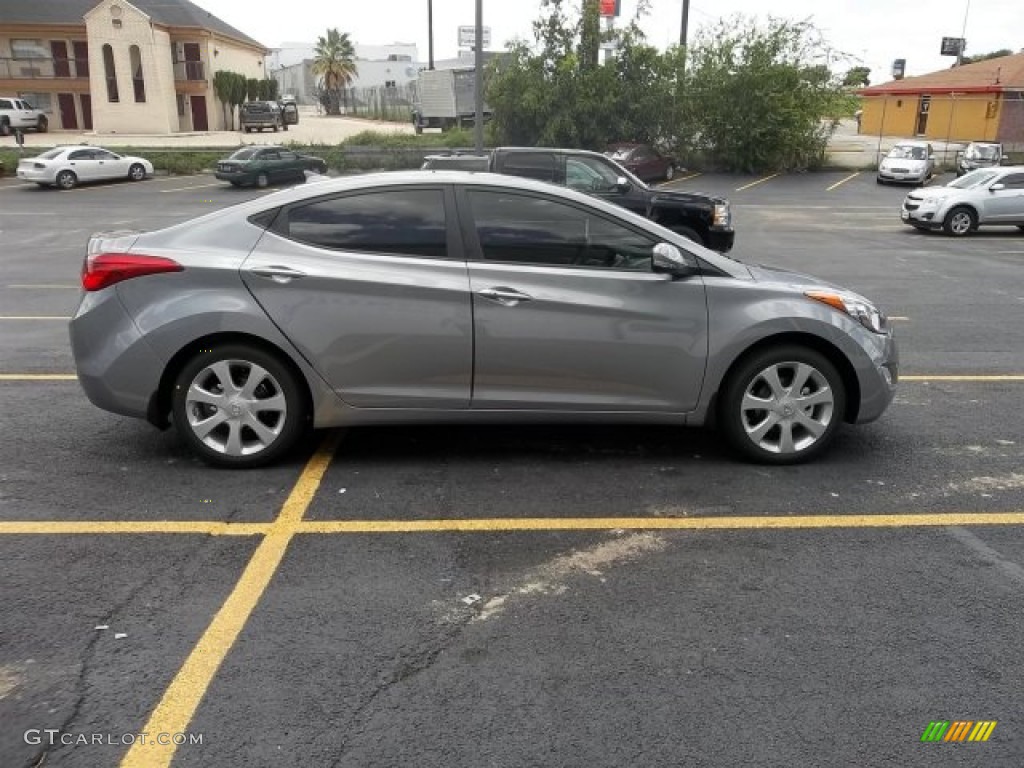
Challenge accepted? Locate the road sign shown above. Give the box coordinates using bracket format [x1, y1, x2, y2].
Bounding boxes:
[892, 59, 906, 79]
[458, 26, 491, 48]
[940, 37, 964, 57]
[599, 0, 621, 17]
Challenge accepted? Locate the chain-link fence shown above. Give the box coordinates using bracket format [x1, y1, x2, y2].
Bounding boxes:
[326, 84, 415, 123]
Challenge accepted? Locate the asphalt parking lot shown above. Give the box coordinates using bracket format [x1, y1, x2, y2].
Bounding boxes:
[2, 169, 1023, 767]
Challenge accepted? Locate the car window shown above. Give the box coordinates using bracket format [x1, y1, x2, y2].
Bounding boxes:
[39, 149, 63, 160]
[888, 145, 927, 160]
[68, 149, 95, 160]
[998, 173, 1024, 190]
[0, 99, 13, 109]
[230, 148, 259, 161]
[565, 157, 621, 192]
[94, 150, 119, 160]
[279, 151, 298, 161]
[286, 189, 448, 258]
[467, 189, 654, 271]
[21, 100, 34, 110]
[965, 144, 999, 160]
[262, 150, 281, 160]
[499, 152, 558, 182]
[948, 170, 999, 189]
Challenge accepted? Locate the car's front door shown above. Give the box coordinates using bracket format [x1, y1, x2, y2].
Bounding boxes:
[91, 149, 129, 180]
[241, 186, 473, 408]
[67, 148, 100, 181]
[565, 155, 649, 216]
[458, 187, 708, 412]
[984, 172, 1024, 223]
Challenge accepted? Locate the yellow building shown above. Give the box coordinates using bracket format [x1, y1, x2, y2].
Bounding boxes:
[0, 0, 268, 133]
[859, 53, 1024, 148]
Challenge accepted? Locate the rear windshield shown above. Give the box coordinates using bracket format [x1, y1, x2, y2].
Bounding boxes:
[229, 148, 260, 160]
[38, 148, 64, 160]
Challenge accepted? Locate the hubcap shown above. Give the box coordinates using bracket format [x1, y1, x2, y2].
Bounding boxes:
[185, 360, 287, 457]
[951, 212, 971, 234]
[740, 362, 834, 455]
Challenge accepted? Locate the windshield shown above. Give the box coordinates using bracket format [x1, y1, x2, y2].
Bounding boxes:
[229, 148, 260, 161]
[947, 169, 998, 189]
[610, 148, 635, 161]
[887, 145, 928, 161]
[965, 144, 999, 160]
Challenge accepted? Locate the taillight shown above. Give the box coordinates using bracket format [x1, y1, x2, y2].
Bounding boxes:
[81, 253, 183, 291]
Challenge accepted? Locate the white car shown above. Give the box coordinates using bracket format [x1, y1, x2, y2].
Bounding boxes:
[0, 96, 48, 135]
[16, 146, 153, 190]
[901, 166, 1024, 236]
[877, 140, 935, 185]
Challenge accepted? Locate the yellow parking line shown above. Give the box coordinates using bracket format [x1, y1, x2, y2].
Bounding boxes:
[0, 374, 77, 381]
[901, 375, 1024, 382]
[826, 172, 860, 191]
[0, 316, 71, 320]
[0, 521, 269, 536]
[296, 512, 1024, 534]
[120, 431, 342, 768]
[159, 182, 222, 193]
[888, 316, 909, 321]
[669, 172, 702, 184]
[735, 173, 780, 191]
[5, 284, 78, 289]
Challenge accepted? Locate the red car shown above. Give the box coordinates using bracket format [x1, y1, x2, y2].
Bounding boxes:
[607, 143, 678, 182]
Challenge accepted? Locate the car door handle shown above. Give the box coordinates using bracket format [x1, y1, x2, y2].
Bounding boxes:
[477, 287, 533, 306]
[248, 265, 306, 283]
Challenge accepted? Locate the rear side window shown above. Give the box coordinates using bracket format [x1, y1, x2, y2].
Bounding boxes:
[0, 99, 13, 110]
[498, 152, 558, 182]
[1000, 173, 1024, 190]
[285, 189, 448, 258]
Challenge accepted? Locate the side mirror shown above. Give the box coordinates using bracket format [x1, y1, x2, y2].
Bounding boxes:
[990, 183, 1005, 192]
[652, 242, 697, 277]
[614, 176, 631, 193]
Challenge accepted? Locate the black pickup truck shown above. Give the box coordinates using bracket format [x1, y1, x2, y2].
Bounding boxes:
[422, 147, 734, 253]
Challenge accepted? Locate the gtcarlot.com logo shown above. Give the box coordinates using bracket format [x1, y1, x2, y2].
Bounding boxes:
[920, 720, 997, 743]
[24, 730, 203, 747]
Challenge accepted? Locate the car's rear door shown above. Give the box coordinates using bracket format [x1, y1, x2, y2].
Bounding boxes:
[457, 185, 708, 412]
[241, 185, 473, 408]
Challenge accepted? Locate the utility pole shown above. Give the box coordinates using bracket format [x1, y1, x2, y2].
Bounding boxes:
[956, 0, 970, 66]
[679, 0, 690, 47]
[474, 0, 483, 151]
[427, 0, 434, 69]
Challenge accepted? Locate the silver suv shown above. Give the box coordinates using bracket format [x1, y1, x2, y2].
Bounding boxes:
[901, 166, 1024, 236]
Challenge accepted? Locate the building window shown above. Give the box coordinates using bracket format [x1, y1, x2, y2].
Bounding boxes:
[11, 39, 49, 59]
[129, 45, 145, 102]
[102, 44, 119, 102]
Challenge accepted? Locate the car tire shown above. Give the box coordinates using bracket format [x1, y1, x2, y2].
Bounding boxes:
[0, 119, 10, 136]
[943, 206, 976, 237]
[229, 181, 242, 187]
[255, 172, 269, 188]
[128, 163, 146, 181]
[719, 345, 846, 465]
[664, 164, 675, 181]
[171, 344, 306, 469]
[672, 226, 704, 247]
[875, 177, 884, 185]
[56, 170, 77, 190]
[36, 115, 48, 133]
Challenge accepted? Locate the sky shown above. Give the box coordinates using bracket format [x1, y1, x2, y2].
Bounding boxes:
[197, 0, 1023, 83]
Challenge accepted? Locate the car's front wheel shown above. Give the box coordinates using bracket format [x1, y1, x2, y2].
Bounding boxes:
[719, 346, 846, 464]
[56, 170, 77, 190]
[128, 163, 146, 181]
[664, 164, 675, 181]
[171, 345, 306, 468]
[255, 172, 269, 188]
[943, 206, 976, 237]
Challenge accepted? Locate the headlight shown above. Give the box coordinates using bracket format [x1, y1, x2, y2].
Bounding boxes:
[713, 203, 731, 227]
[920, 196, 944, 208]
[805, 290, 889, 335]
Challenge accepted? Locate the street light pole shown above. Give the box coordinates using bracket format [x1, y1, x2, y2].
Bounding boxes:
[428, 0, 434, 70]
[679, 0, 690, 47]
[474, 0, 483, 151]
[956, 0, 970, 66]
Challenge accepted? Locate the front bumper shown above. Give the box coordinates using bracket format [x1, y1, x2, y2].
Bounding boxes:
[214, 168, 255, 184]
[854, 327, 899, 424]
[706, 227, 735, 254]
[900, 201, 945, 229]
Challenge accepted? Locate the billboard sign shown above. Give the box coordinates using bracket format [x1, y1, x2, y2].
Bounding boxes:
[940, 37, 964, 57]
[458, 26, 492, 48]
[892, 59, 906, 79]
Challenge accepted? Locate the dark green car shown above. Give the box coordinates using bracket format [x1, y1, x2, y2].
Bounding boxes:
[215, 146, 328, 188]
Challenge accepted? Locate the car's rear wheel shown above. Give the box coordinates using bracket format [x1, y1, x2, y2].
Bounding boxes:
[719, 346, 846, 464]
[664, 164, 675, 181]
[56, 170, 77, 190]
[943, 206, 976, 236]
[128, 163, 146, 181]
[171, 345, 306, 468]
[0, 119, 10, 136]
[36, 115, 48, 132]
[256, 172, 269, 188]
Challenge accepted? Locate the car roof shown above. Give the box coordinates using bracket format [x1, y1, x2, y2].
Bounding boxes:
[893, 140, 930, 147]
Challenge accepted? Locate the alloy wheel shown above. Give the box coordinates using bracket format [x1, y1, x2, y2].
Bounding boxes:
[739, 361, 835, 455]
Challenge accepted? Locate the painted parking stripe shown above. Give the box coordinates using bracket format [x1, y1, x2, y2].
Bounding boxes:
[0, 521, 269, 535]
[119, 431, 342, 768]
[0, 374, 77, 380]
[735, 173, 780, 191]
[0, 316, 71, 320]
[900, 375, 1024, 382]
[159, 182, 223, 193]
[826, 172, 860, 191]
[5, 284, 78, 289]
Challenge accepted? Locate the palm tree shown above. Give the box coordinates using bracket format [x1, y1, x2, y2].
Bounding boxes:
[311, 29, 358, 116]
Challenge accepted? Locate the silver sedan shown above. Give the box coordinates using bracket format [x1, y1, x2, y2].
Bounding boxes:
[16, 145, 153, 189]
[901, 166, 1024, 236]
[70, 172, 898, 467]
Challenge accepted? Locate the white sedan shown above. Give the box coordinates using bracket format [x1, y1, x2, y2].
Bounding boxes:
[16, 145, 153, 190]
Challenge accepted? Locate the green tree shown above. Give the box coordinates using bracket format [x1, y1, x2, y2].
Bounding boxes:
[245, 78, 261, 101]
[212, 70, 236, 129]
[956, 48, 1013, 66]
[257, 78, 279, 101]
[312, 28, 358, 115]
[842, 66, 871, 86]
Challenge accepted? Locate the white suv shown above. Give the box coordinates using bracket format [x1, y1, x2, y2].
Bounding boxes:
[0, 96, 49, 135]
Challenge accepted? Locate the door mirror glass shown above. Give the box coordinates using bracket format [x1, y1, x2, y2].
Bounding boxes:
[652, 242, 695, 276]
[615, 176, 631, 192]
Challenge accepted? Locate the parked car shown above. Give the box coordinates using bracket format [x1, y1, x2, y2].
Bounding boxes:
[877, 141, 935, 185]
[956, 141, 1005, 176]
[215, 146, 327, 188]
[239, 100, 284, 132]
[0, 96, 48, 135]
[900, 166, 1024, 236]
[278, 96, 299, 126]
[607, 143, 678, 182]
[16, 145, 152, 189]
[422, 147, 734, 252]
[70, 171, 897, 468]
